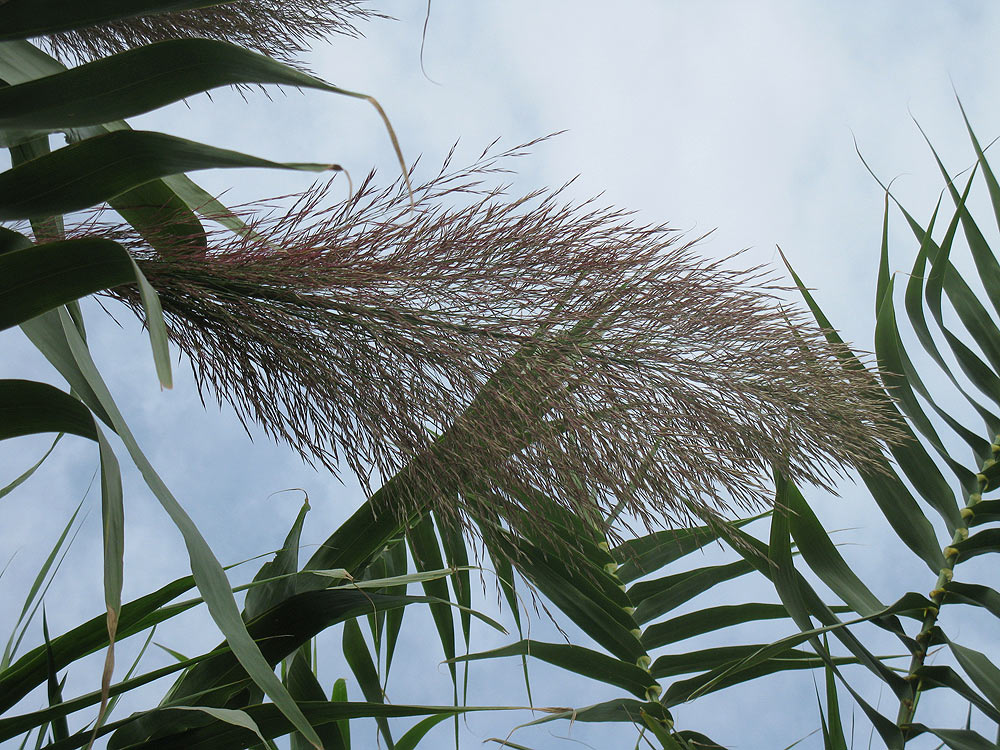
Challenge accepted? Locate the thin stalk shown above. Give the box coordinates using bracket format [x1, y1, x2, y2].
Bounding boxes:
[895, 435, 996, 737]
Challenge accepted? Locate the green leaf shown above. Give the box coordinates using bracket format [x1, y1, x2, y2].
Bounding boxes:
[967, 499, 1000, 526]
[642, 602, 834, 650]
[0, 432, 62, 501]
[913, 665, 1000, 724]
[0, 626, 222, 742]
[614, 513, 766, 584]
[437, 515, 472, 666]
[381, 539, 408, 683]
[780, 252, 948, 572]
[763, 480, 905, 748]
[951, 529, 1000, 561]
[0, 226, 33, 254]
[7, 134, 66, 242]
[331, 678, 350, 750]
[166, 706, 268, 747]
[49, 307, 323, 748]
[921, 173, 1000, 412]
[396, 714, 451, 750]
[874, 278, 965, 532]
[504, 537, 644, 663]
[342, 619, 393, 749]
[629, 560, 755, 624]
[41, 613, 68, 742]
[0, 129, 337, 221]
[917, 115, 1000, 322]
[514, 698, 671, 728]
[783, 479, 885, 617]
[899, 198, 998, 455]
[449, 639, 655, 699]
[2, 240, 171, 388]
[89, 702, 504, 750]
[244, 497, 310, 622]
[0, 239, 135, 332]
[660, 651, 863, 709]
[946, 639, 1000, 715]
[652, 643, 820, 678]
[0, 575, 196, 715]
[0, 39, 358, 134]
[0, 1, 250, 41]
[907, 726, 999, 750]
[157, 590, 430, 715]
[406, 515, 457, 692]
[822, 652, 847, 750]
[942, 581, 1000, 619]
[0, 379, 97, 441]
[284, 646, 345, 750]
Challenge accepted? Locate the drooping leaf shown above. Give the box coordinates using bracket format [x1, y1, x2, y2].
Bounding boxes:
[0, 574, 196, 715]
[629, 560, 756, 624]
[342, 619, 393, 749]
[642, 602, 833, 650]
[0, 129, 337, 221]
[0, 39, 359, 135]
[0, 1, 244, 40]
[614, 513, 766, 584]
[449, 639, 655, 699]
[783, 479, 885, 617]
[47, 307, 323, 748]
[781, 253, 948, 573]
[942, 581, 1000, 619]
[906, 725, 999, 750]
[913, 665, 1000, 724]
[244, 496, 310, 622]
[951, 529, 1000, 561]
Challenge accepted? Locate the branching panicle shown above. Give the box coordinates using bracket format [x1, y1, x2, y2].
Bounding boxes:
[88, 141, 901, 546]
[40, 1, 383, 64]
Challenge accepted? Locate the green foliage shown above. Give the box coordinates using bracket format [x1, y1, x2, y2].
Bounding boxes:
[2, 4, 999, 750]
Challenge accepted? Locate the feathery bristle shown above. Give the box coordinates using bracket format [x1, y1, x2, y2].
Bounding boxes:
[39, 1, 383, 64]
[91, 140, 902, 545]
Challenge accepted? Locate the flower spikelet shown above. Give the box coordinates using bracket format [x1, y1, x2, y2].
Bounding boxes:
[98, 140, 902, 543]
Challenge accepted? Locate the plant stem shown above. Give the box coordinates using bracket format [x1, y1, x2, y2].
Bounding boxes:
[895, 436, 997, 737]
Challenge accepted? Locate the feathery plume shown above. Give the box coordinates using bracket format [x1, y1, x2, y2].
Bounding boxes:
[39, 1, 383, 64]
[90, 140, 900, 543]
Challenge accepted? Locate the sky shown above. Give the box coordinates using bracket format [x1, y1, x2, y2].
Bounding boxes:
[3, 2, 1000, 748]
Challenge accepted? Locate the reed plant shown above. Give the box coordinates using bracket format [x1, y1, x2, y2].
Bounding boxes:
[1, 2, 996, 748]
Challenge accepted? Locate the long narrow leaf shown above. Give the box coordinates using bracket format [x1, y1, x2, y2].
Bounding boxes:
[0, 39, 359, 134]
[449, 640, 655, 699]
[0, 129, 337, 221]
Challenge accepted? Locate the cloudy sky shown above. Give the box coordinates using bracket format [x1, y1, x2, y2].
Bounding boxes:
[4, 2, 1000, 748]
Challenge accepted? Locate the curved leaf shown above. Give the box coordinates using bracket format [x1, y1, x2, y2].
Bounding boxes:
[907, 725, 999, 750]
[943, 581, 1000, 619]
[783, 479, 885, 617]
[0, 239, 133, 332]
[629, 560, 755, 625]
[0, 1, 236, 41]
[0, 575, 196, 716]
[0, 39, 356, 134]
[913, 665, 1000, 724]
[0, 129, 336, 221]
[652, 644, 819, 679]
[951, 529, 1000, 561]
[450, 639, 655, 699]
[614, 513, 765, 584]
[0, 379, 96, 441]
[642, 603, 823, 650]
[343, 618, 393, 749]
